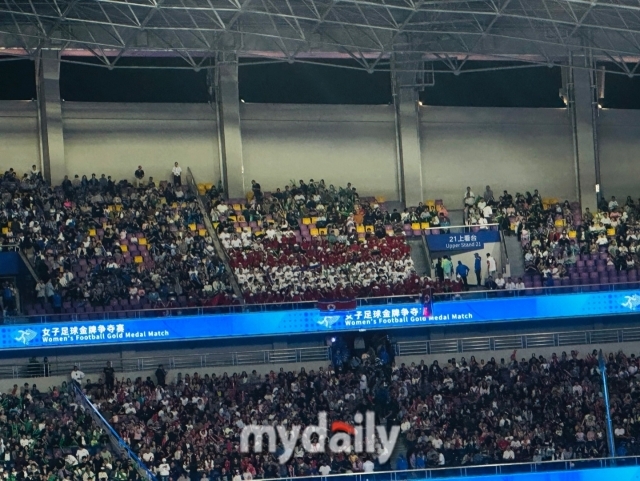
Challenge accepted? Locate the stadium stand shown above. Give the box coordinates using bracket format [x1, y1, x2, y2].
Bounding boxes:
[0, 381, 131, 481]
[462, 187, 640, 291]
[82, 346, 640, 479]
[206, 180, 450, 304]
[0, 168, 237, 319]
[3, 167, 639, 315]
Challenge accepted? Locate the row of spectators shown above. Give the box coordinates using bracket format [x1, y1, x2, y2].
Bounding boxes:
[77, 346, 640, 480]
[0, 167, 237, 316]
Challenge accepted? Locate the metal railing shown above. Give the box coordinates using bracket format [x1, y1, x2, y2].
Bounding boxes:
[73, 384, 156, 481]
[499, 228, 510, 274]
[185, 167, 245, 305]
[272, 456, 640, 481]
[9, 294, 423, 325]
[4, 324, 639, 380]
[396, 325, 640, 356]
[11, 276, 640, 326]
[432, 278, 640, 301]
[423, 223, 500, 233]
[4, 345, 331, 379]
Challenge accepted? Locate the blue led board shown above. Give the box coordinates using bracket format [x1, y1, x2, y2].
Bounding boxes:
[426, 230, 501, 251]
[4, 289, 640, 350]
[408, 466, 640, 481]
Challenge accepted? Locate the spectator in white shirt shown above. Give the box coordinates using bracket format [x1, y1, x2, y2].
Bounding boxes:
[503, 448, 515, 460]
[142, 450, 154, 463]
[157, 459, 171, 481]
[172, 162, 182, 187]
[463, 187, 476, 208]
[495, 274, 506, 289]
[505, 277, 516, 291]
[486, 254, 497, 277]
[482, 204, 493, 219]
[76, 447, 90, 462]
[363, 458, 375, 472]
[516, 278, 526, 290]
[71, 366, 85, 385]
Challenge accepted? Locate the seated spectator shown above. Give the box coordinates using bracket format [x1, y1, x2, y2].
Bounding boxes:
[484, 276, 498, 290]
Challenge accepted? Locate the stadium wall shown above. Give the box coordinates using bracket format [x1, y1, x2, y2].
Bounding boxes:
[61, 103, 221, 186]
[0, 101, 635, 207]
[0, 101, 40, 174]
[240, 103, 400, 201]
[420, 107, 577, 207]
[598, 109, 640, 201]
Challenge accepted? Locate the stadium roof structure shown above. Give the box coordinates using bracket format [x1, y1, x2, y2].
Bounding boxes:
[1, 0, 640, 83]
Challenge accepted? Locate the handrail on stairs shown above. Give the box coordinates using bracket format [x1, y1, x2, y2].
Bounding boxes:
[186, 168, 245, 306]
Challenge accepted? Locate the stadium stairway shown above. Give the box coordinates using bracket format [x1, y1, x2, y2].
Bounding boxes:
[504, 234, 525, 279]
[447, 209, 465, 227]
[186, 168, 245, 305]
[389, 433, 409, 469]
[408, 238, 430, 276]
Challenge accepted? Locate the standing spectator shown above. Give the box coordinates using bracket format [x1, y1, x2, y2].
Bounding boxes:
[609, 196, 619, 211]
[474, 253, 482, 286]
[44, 279, 55, 303]
[52, 291, 62, 314]
[103, 361, 115, 392]
[442, 256, 453, 280]
[43, 356, 50, 377]
[463, 187, 475, 209]
[156, 364, 167, 387]
[2, 283, 15, 315]
[30, 164, 40, 179]
[134, 165, 145, 188]
[158, 459, 171, 481]
[172, 162, 182, 186]
[486, 253, 497, 278]
[456, 260, 470, 290]
[35, 279, 45, 302]
[435, 259, 444, 282]
[71, 365, 85, 385]
[483, 185, 495, 204]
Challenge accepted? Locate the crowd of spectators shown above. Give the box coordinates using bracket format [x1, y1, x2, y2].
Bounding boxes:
[0, 166, 237, 318]
[5, 160, 640, 313]
[208, 180, 433, 304]
[0, 381, 137, 481]
[76, 345, 640, 480]
[461, 185, 640, 289]
[517, 195, 640, 283]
